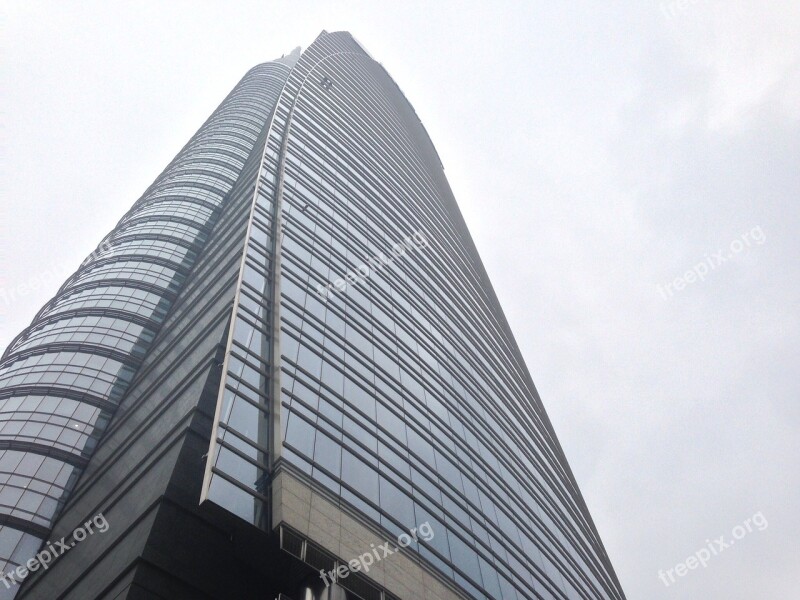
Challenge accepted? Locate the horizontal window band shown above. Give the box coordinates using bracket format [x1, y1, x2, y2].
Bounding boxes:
[222, 384, 270, 416]
[208, 466, 270, 503]
[1, 342, 143, 371]
[0, 386, 116, 413]
[0, 513, 50, 539]
[222, 373, 269, 405]
[0, 439, 89, 468]
[215, 432, 269, 469]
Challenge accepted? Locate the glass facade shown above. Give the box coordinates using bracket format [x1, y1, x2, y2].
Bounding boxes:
[203, 31, 625, 600]
[0, 60, 292, 588]
[2, 30, 623, 600]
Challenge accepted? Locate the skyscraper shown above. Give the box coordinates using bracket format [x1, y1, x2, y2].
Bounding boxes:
[1, 31, 625, 600]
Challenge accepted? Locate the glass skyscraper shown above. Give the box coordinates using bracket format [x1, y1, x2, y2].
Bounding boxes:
[0, 31, 625, 600]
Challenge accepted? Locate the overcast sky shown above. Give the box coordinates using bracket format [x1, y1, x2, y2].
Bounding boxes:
[1, 2, 798, 598]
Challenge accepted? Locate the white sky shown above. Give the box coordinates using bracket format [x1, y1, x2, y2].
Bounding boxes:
[1, 2, 798, 598]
